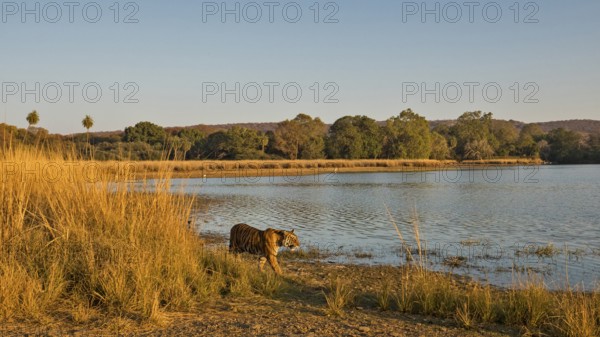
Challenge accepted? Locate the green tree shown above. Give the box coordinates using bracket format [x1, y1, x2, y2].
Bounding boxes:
[224, 126, 264, 159]
[520, 123, 545, 139]
[201, 127, 265, 160]
[357, 116, 384, 159]
[491, 120, 519, 156]
[327, 116, 383, 159]
[123, 122, 167, 146]
[587, 133, 600, 163]
[124, 141, 162, 160]
[178, 128, 205, 143]
[543, 128, 584, 163]
[177, 128, 205, 159]
[450, 111, 497, 160]
[382, 109, 431, 159]
[264, 130, 285, 157]
[516, 123, 545, 157]
[327, 116, 362, 159]
[430, 132, 450, 160]
[431, 123, 451, 137]
[166, 136, 184, 160]
[463, 139, 495, 160]
[432, 123, 457, 157]
[202, 131, 229, 159]
[274, 114, 326, 159]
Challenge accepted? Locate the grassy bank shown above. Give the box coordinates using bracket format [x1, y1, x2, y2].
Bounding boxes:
[364, 266, 598, 336]
[282, 244, 600, 336]
[0, 147, 274, 324]
[98, 158, 544, 179]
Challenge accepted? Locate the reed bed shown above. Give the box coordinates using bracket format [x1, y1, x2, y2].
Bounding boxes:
[95, 158, 542, 179]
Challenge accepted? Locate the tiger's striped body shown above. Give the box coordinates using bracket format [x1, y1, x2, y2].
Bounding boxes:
[229, 223, 300, 275]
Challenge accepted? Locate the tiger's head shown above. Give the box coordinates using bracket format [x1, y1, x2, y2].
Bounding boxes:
[281, 229, 300, 252]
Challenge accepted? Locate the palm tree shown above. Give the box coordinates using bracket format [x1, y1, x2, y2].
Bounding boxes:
[82, 115, 94, 139]
[82, 115, 94, 157]
[25, 110, 40, 143]
[26, 110, 39, 129]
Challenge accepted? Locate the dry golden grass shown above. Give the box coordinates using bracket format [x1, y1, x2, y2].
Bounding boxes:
[0, 146, 270, 324]
[372, 264, 600, 336]
[461, 158, 545, 165]
[323, 277, 354, 317]
[91, 158, 544, 179]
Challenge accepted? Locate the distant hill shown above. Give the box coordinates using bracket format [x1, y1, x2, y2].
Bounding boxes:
[428, 119, 600, 135]
[170, 119, 600, 136]
[169, 122, 279, 135]
[535, 120, 600, 134]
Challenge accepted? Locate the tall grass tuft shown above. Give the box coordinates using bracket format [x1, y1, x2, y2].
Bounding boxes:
[376, 279, 393, 311]
[505, 277, 552, 331]
[554, 292, 599, 337]
[323, 277, 354, 316]
[455, 301, 475, 329]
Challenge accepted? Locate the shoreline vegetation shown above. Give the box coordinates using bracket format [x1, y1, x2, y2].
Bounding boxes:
[5, 111, 600, 166]
[1, 147, 598, 336]
[101, 158, 545, 179]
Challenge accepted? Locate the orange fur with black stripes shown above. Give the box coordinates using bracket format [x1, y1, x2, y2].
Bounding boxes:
[229, 223, 300, 275]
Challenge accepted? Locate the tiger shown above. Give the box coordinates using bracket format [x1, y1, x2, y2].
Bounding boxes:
[229, 223, 300, 275]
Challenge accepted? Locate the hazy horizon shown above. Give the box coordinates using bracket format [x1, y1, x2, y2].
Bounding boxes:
[2, 0, 599, 134]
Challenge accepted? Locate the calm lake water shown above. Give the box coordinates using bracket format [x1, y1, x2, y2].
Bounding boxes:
[173, 165, 600, 290]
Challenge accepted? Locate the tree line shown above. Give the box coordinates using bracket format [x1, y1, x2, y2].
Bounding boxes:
[3, 110, 600, 164]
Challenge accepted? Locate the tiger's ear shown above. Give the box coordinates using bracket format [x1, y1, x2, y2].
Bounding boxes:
[290, 229, 295, 234]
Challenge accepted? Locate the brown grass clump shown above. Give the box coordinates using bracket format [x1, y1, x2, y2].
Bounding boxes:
[323, 277, 354, 316]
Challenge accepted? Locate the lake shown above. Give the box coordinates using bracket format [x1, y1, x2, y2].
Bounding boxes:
[172, 164, 600, 290]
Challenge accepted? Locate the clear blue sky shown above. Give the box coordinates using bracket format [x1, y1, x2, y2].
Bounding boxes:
[1, 0, 599, 134]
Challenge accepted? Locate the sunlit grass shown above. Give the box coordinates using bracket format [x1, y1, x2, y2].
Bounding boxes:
[323, 277, 354, 317]
[0, 145, 268, 324]
[93, 158, 542, 179]
[374, 208, 600, 336]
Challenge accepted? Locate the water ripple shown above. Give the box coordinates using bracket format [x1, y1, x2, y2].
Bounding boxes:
[184, 166, 600, 290]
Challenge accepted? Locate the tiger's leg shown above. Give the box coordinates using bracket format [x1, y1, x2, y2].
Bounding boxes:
[259, 256, 267, 272]
[266, 254, 282, 275]
[228, 236, 235, 252]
